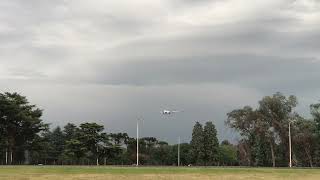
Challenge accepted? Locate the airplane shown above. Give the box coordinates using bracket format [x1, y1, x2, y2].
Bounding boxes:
[161, 109, 181, 115]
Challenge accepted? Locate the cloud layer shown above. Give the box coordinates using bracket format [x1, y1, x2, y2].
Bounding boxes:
[0, 0, 319, 142]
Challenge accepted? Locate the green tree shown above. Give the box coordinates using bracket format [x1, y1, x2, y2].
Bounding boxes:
[46, 127, 65, 164]
[203, 121, 219, 165]
[64, 139, 87, 164]
[226, 106, 258, 166]
[63, 123, 78, 141]
[190, 122, 205, 165]
[258, 92, 298, 167]
[227, 92, 298, 167]
[78, 122, 104, 165]
[178, 143, 192, 166]
[293, 118, 316, 167]
[0, 92, 47, 165]
[219, 140, 237, 166]
[102, 133, 129, 165]
[151, 141, 171, 165]
[311, 103, 320, 166]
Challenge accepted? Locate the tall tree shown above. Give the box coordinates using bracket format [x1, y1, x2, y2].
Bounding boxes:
[64, 139, 87, 164]
[78, 122, 104, 164]
[227, 93, 298, 167]
[47, 127, 65, 164]
[258, 92, 297, 167]
[203, 121, 219, 165]
[226, 106, 258, 166]
[0, 92, 46, 165]
[310, 103, 320, 166]
[63, 123, 78, 141]
[293, 118, 316, 167]
[190, 122, 205, 165]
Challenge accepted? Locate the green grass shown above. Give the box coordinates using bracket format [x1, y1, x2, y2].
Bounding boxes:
[0, 166, 320, 180]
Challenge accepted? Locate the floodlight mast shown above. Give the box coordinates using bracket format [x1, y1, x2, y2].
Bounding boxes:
[289, 121, 292, 168]
[289, 114, 296, 168]
[5, 151, 7, 165]
[162, 109, 182, 166]
[137, 120, 139, 166]
[178, 136, 180, 166]
[136, 117, 142, 166]
[96, 145, 99, 166]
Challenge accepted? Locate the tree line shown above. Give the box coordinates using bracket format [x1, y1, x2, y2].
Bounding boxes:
[227, 92, 320, 167]
[0, 92, 235, 166]
[0, 92, 319, 167]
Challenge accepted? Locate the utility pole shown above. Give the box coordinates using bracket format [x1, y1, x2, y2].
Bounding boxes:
[136, 120, 139, 166]
[289, 121, 292, 168]
[96, 145, 99, 166]
[5, 150, 7, 165]
[288, 115, 297, 168]
[161, 110, 183, 167]
[178, 136, 180, 166]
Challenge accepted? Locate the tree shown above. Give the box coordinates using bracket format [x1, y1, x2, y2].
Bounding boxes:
[141, 137, 158, 165]
[0, 121, 6, 164]
[293, 118, 316, 167]
[226, 106, 258, 166]
[310, 103, 320, 166]
[46, 127, 65, 164]
[219, 140, 238, 166]
[61, 123, 82, 164]
[203, 121, 219, 165]
[78, 122, 104, 165]
[64, 139, 87, 164]
[0, 92, 47, 165]
[179, 143, 192, 166]
[102, 133, 129, 165]
[190, 122, 205, 165]
[226, 92, 298, 167]
[63, 123, 78, 141]
[258, 92, 297, 167]
[310, 103, 320, 125]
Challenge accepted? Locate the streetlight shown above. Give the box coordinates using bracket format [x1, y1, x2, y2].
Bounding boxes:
[288, 115, 296, 168]
[136, 117, 143, 166]
[161, 110, 182, 166]
[178, 136, 180, 167]
[96, 144, 99, 166]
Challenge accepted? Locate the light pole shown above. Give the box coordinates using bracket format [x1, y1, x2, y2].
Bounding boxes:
[96, 145, 99, 166]
[5, 150, 7, 165]
[161, 110, 182, 166]
[136, 120, 139, 166]
[178, 136, 180, 166]
[288, 117, 296, 168]
[289, 120, 293, 168]
[136, 117, 143, 166]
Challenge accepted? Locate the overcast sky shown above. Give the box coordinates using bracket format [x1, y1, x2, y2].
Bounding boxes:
[0, 0, 319, 143]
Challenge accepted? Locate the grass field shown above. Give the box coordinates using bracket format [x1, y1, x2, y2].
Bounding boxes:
[0, 166, 320, 180]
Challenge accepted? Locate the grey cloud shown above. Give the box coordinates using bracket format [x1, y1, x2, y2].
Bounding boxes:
[94, 55, 320, 91]
[106, 21, 320, 63]
[7, 68, 47, 79]
[0, 0, 319, 143]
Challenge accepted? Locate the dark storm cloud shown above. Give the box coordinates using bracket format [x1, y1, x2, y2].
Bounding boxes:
[95, 55, 320, 92]
[0, 0, 319, 142]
